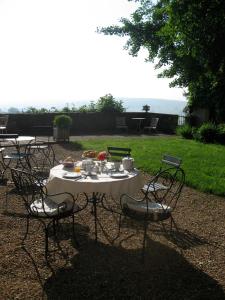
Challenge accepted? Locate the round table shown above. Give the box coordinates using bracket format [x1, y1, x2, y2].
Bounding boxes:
[47, 162, 141, 203]
[47, 162, 142, 240]
[131, 118, 146, 132]
[5, 136, 35, 144]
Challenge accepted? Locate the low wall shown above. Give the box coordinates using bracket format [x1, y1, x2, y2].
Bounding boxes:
[0, 112, 178, 135]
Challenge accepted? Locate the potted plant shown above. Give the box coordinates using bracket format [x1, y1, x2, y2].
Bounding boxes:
[53, 114, 72, 142]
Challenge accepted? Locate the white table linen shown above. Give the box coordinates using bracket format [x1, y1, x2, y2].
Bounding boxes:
[47, 163, 142, 204]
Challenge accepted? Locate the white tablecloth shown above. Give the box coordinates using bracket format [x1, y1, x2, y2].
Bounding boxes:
[47, 163, 142, 203]
[6, 136, 35, 144]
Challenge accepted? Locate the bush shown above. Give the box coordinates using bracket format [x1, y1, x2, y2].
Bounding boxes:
[216, 124, 225, 144]
[53, 115, 72, 129]
[196, 122, 218, 143]
[176, 125, 194, 139]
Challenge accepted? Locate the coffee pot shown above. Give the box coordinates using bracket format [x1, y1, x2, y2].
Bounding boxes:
[122, 157, 134, 171]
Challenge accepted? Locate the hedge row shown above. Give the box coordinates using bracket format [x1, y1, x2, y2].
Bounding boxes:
[177, 123, 225, 144]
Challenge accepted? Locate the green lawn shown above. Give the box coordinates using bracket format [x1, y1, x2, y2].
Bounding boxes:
[73, 136, 225, 196]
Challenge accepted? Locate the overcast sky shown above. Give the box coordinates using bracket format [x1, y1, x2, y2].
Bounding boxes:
[0, 0, 186, 110]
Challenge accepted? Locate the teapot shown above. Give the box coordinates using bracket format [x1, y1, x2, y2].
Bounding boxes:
[122, 157, 134, 171]
[82, 159, 94, 172]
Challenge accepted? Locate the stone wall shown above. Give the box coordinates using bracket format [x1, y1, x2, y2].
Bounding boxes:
[0, 112, 178, 135]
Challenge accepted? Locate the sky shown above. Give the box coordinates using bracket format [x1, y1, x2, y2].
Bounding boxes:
[0, 0, 186, 111]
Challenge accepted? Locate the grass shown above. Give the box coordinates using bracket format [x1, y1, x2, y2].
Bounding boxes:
[73, 136, 225, 196]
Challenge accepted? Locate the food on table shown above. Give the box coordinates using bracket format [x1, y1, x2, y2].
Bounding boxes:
[82, 150, 98, 158]
[63, 156, 75, 163]
[97, 151, 107, 161]
[62, 156, 76, 167]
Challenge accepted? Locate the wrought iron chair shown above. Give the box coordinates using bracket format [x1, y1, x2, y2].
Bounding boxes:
[25, 141, 58, 180]
[11, 168, 84, 259]
[107, 146, 131, 160]
[120, 167, 185, 260]
[0, 135, 33, 171]
[115, 117, 128, 132]
[0, 115, 9, 133]
[142, 154, 182, 198]
[143, 117, 159, 133]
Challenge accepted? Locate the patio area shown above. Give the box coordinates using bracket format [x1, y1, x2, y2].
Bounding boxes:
[0, 142, 225, 299]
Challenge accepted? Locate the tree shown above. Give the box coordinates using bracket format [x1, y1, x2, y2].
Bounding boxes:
[25, 106, 39, 113]
[99, 0, 225, 122]
[95, 94, 125, 113]
[8, 107, 20, 113]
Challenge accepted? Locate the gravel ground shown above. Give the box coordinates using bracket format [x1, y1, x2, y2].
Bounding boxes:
[0, 143, 225, 299]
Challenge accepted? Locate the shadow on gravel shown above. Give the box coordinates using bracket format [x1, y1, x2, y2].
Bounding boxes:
[44, 235, 225, 300]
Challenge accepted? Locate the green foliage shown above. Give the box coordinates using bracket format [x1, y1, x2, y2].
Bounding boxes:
[176, 125, 193, 139]
[25, 106, 40, 113]
[216, 124, 225, 145]
[76, 136, 225, 196]
[99, 0, 225, 122]
[95, 94, 125, 113]
[78, 101, 97, 113]
[196, 123, 218, 143]
[53, 114, 72, 129]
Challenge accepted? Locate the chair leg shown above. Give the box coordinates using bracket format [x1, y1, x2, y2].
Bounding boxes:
[141, 220, 148, 262]
[72, 214, 80, 248]
[22, 216, 30, 244]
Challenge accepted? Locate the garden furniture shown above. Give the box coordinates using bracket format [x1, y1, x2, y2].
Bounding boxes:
[46, 160, 141, 241]
[120, 166, 185, 261]
[143, 117, 159, 133]
[10, 168, 86, 260]
[131, 117, 146, 132]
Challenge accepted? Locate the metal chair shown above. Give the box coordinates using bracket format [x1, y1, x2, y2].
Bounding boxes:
[143, 117, 159, 133]
[25, 141, 58, 180]
[0, 115, 9, 133]
[107, 146, 131, 160]
[11, 168, 84, 260]
[142, 154, 182, 197]
[115, 117, 128, 132]
[0, 138, 33, 171]
[120, 167, 185, 260]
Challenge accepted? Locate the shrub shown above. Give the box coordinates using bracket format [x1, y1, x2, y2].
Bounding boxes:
[53, 114, 72, 129]
[216, 124, 225, 144]
[176, 125, 194, 139]
[196, 122, 218, 143]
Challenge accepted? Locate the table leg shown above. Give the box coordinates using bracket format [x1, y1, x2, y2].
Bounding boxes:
[84, 192, 106, 242]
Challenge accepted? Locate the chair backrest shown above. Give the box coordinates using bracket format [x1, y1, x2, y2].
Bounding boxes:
[161, 154, 182, 168]
[25, 141, 57, 178]
[145, 167, 185, 210]
[116, 117, 127, 127]
[107, 146, 131, 159]
[0, 115, 8, 127]
[11, 167, 45, 206]
[149, 117, 159, 129]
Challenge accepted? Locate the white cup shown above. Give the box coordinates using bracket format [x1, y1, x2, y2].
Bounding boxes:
[114, 161, 121, 171]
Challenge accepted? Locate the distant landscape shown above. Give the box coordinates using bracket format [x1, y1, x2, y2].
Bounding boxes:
[120, 97, 186, 115]
[0, 97, 187, 116]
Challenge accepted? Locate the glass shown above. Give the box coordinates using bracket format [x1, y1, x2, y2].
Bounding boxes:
[74, 165, 81, 172]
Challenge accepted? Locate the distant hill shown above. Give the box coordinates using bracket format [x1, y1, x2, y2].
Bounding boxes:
[119, 97, 187, 115]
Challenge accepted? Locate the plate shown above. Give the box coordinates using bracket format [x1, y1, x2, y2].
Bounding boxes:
[110, 173, 129, 179]
[63, 173, 81, 179]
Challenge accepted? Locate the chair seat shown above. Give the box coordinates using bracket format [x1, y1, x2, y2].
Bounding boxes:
[4, 153, 28, 160]
[122, 196, 172, 221]
[30, 145, 48, 149]
[142, 182, 169, 193]
[30, 198, 80, 217]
